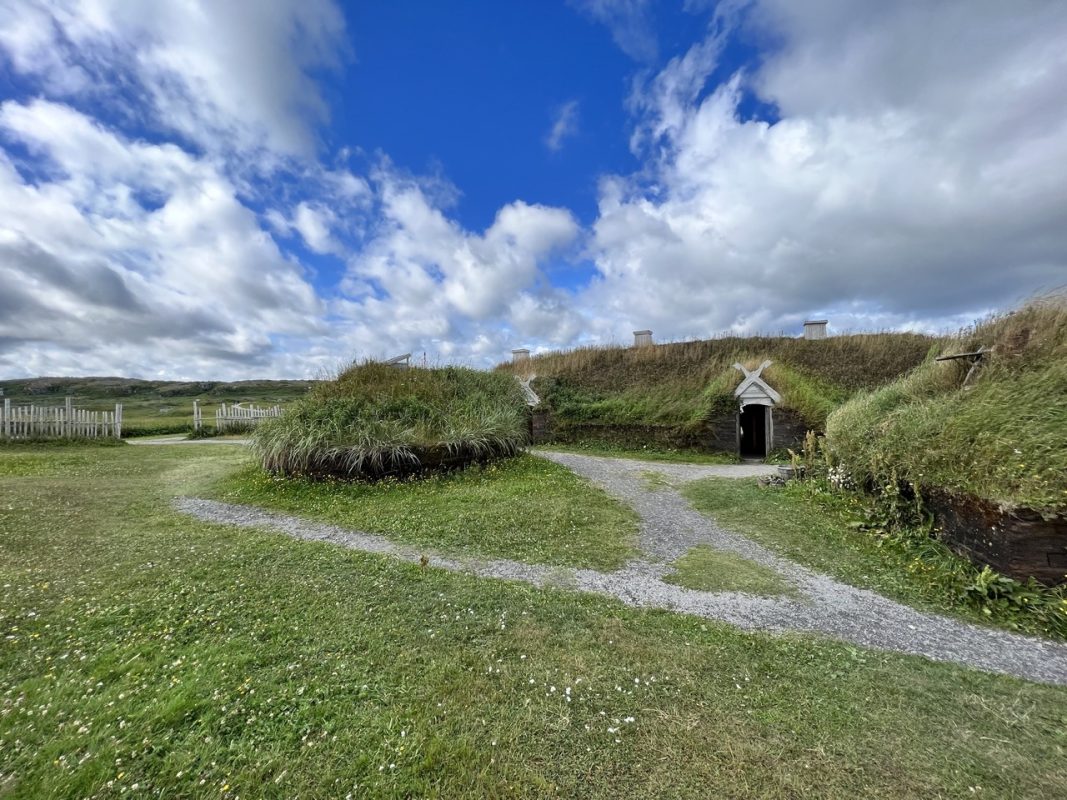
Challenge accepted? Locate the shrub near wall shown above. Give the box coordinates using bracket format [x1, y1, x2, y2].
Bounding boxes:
[253, 363, 528, 480]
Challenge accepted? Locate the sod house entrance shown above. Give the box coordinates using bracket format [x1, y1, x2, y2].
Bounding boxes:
[739, 404, 769, 457]
[733, 361, 781, 459]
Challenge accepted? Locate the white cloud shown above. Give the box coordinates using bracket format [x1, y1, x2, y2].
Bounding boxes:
[626, 33, 722, 155]
[569, 0, 657, 62]
[0, 0, 91, 94]
[546, 100, 580, 152]
[0, 99, 325, 378]
[3, 0, 1067, 380]
[0, 0, 348, 159]
[292, 202, 343, 256]
[334, 168, 581, 359]
[507, 291, 586, 345]
[579, 0, 1067, 342]
[361, 174, 578, 319]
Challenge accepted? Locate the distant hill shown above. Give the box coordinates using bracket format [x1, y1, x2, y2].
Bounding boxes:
[0, 376, 317, 398]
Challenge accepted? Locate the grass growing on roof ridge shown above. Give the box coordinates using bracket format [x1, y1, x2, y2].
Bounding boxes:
[826, 294, 1067, 512]
[253, 361, 529, 479]
[500, 332, 935, 440]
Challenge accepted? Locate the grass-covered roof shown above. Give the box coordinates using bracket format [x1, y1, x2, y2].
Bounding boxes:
[253, 362, 528, 479]
[500, 332, 935, 433]
[827, 296, 1067, 512]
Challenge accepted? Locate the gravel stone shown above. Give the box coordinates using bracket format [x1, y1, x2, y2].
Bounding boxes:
[174, 451, 1067, 686]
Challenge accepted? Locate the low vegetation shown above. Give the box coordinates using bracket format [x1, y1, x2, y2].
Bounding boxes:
[501, 332, 934, 446]
[252, 363, 528, 479]
[0, 436, 127, 449]
[2, 444, 1067, 797]
[827, 295, 1067, 513]
[536, 440, 737, 464]
[683, 476, 1067, 639]
[212, 454, 639, 571]
[663, 546, 797, 597]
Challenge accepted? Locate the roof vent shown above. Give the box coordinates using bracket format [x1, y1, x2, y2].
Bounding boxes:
[633, 330, 653, 347]
[803, 320, 828, 340]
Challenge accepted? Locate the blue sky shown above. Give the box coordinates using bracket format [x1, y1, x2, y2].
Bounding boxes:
[1, 1, 1065, 379]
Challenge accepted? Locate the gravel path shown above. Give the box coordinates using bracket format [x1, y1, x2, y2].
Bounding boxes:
[174, 452, 1067, 686]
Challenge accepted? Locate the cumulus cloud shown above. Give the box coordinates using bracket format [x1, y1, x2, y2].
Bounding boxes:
[2, 0, 1066, 379]
[0, 1, 362, 379]
[291, 202, 343, 256]
[333, 168, 581, 359]
[0, 0, 91, 94]
[0, 0, 348, 158]
[0, 99, 324, 378]
[579, 0, 1067, 342]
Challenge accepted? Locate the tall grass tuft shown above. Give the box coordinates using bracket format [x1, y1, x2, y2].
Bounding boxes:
[826, 294, 1067, 512]
[252, 362, 528, 479]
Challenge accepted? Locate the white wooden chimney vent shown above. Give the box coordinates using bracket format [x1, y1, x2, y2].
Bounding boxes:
[803, 320, 828, 340]
[633, 330, 653, 347]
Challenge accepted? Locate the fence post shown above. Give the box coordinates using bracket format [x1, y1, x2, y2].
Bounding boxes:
[2, 398, 8, 439]
[115, 404, 123, 439]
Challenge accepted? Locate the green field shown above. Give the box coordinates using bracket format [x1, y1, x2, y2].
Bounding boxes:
[212, 454, 639, 571]
[2, 442, 1066, 798]
[0, 377, 315, 437]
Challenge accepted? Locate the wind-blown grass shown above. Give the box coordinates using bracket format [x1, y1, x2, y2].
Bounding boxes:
[253, 362, 528, 479]
[826, 295, 1067, 512]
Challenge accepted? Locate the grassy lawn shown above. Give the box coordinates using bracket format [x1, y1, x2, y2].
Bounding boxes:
[535, 442, 737, 465]
[681, 478, 1067, 637]
[663, 546, 798, 598]
[2, 445, 1066, 798]
[210, 453, 640, 571]
[683, 479, 924, 596]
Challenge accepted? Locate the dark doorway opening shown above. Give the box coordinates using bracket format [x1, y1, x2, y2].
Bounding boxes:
[739, 404, 768, 458]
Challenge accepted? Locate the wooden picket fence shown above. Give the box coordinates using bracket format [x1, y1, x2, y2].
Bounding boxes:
[194, 400, 281, 433]
[1, 397, 123, 440]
